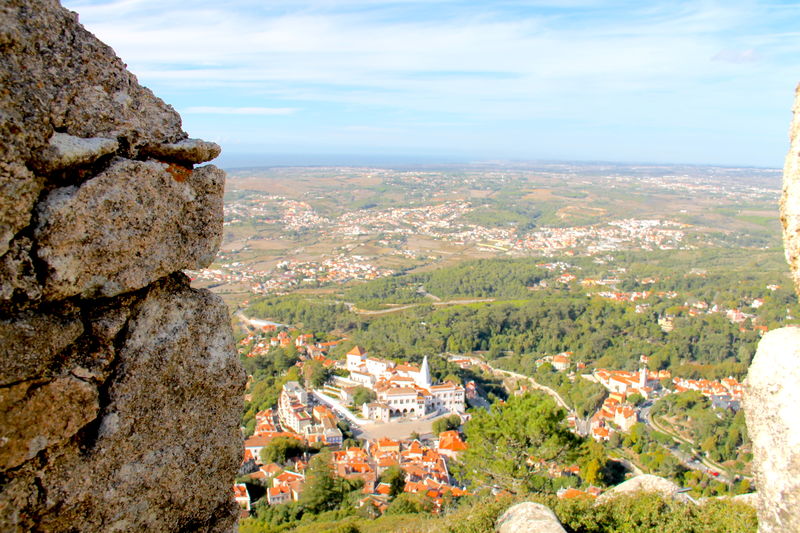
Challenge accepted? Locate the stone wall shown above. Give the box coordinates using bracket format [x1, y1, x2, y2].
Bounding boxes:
[743, 83, 800, 533]
[0, 1, 244, 531]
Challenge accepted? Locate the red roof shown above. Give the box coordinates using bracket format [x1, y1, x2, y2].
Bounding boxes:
[347, 346, 367, 356]
[559, 488, 596, 500]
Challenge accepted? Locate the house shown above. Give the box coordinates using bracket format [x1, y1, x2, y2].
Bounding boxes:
[557, 487, 596, 500]
[592, 426, 611, 442]
[357, 494, 389, 514]
[243, 435, 273, 464]
[428, 381, 466, 414]
[277, 381, 312, 434]
[233, 483, 251, 511]
[380, 386, 426, 417]
[266, 485, 292, 506]
[437, 430, 467, 458]
[552, 352, 571, 371]
[362, 401, 391, 422]
[348, 352, 465, 419]
[613, 405, 637, 432]
[376, 437, 401, 454]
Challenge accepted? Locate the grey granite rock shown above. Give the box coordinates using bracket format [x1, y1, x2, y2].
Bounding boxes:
[0, 304, 83, 386]
[496, 502, 567, 533]
[781, 84, 800, 295]
[140, 138, 222, 165]
[0, 162, 43, 257]
[32, 132, 119, 174]
[35, 159, 224, 300]
[595, 474, 686, 504]
[0, 1, 242, 531]
[744, 327, 800, 533]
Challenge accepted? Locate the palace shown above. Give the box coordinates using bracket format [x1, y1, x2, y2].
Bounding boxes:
[342, 346, 465, 420]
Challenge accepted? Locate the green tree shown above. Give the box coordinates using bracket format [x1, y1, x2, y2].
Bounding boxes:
[627, 393, 645, 406]
[381, 465, 406, 498]
[301, 449, 338, 514]
[260, 436, 305, 465]
[352, 386, 377, 406]
[385, 493, 434, 515]
[304, 359, 329, 388]
[432, 414, 462, 435]
[443, 373, 462, 385]
[456, 392, 582, 493]
[582, 458, 601, 486]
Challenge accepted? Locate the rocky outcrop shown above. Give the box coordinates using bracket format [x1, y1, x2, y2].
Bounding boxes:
[0, 1, 244, 531]
[595, 474, 686, 504]
[743, 83, 800, 533]
[495, 502, 567, 533]
[744, 328, 800, 533]
[781, 84, 800, 292]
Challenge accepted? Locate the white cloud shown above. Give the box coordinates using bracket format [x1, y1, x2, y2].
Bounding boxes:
[712, 49, 761, 64]
[183, 106, 299, 115]
[63, 0, 800, 166]
[67, 1, 795, 100]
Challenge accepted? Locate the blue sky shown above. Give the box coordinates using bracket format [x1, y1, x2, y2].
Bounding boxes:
[64, 0, 800, 168]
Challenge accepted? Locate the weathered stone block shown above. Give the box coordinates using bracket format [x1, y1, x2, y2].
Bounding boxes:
[0, 304, 83, 386]
[744, 327, 800, 533]
[781, 84, 800, 295]
[496, 502, 566, 533]
[35, 159, 224, 300]
[0, 162, 43, 257]
[141, 138, 222, 165]
[32, 132, 119, 175]
[0, 276, 244, 532]
[0, 376, 98, 470]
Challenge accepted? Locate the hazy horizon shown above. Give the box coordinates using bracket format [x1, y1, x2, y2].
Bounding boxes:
[215, 151, 784, 172]
[65, 0, 800, 168]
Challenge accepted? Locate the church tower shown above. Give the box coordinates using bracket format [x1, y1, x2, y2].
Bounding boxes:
[638, 354, 648, 389]
[419, 355, 432, 388]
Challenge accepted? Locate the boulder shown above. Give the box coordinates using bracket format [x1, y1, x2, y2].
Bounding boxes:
[595, 474, 684, 504]
[496, 502, 567, 533]
[744, 327, 800, 533]
[782, 84, 800, 294]
[35, 159, 224, 300]
[0, 1, 243, 531]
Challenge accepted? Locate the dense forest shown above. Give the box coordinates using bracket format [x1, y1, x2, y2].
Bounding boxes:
[246, 252, 798, 380]
[239, 389, 757, 533]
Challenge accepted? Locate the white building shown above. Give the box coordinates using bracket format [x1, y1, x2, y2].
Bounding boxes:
[278, 381, 312, 434]
[362, 402, 391, 422]
[428, 382, 466, 414]
[345, 347, 465, 418]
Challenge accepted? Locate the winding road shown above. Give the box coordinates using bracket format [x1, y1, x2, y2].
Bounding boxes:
[638, 401, 748, 482]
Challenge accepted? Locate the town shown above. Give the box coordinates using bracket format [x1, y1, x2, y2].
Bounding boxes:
[232, 317, 750, 519]
[237, 340, 470, 519]
[210, 164, 783, 527]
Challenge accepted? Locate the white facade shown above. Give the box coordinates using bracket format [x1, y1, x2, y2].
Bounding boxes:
[344, 347, 464, 419]
[380, 387, 425, 417]
[278, 381, 312, 434]
[429, 382, 466, 414]
[362, 402, 390, 422]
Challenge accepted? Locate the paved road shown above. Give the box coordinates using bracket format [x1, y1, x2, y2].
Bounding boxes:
[344, 298, 496, 316]
[639, 402, 743, 482]
[311, 389, 362, 425]
[417, 285, 441, 302]
[490, 367, 573, 413]
[357, 416, 443, 441]
[608, 453, 645, 476]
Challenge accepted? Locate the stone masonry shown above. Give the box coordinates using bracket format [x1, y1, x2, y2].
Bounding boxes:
[0, 1, 244, 531]
[743, 82, 800, 533]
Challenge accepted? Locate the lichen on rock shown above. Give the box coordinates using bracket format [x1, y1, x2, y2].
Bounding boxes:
[35, 159, 224, 300]
[741, 82, 800, 533]
[0, 1, 243, 531]
[495, 502, 567, 533]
